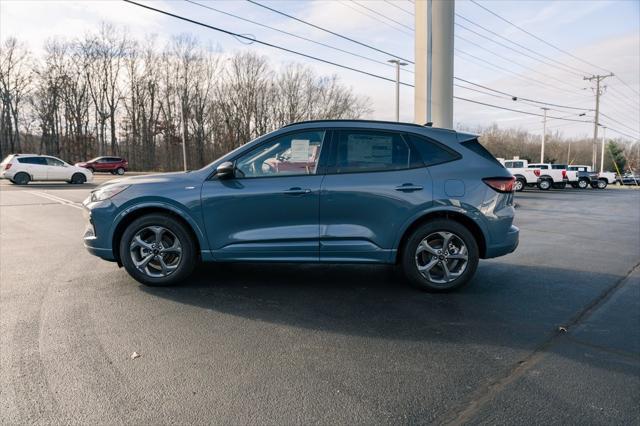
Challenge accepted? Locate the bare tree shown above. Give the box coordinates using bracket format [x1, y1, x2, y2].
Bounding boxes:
[0, 37, 32, 156]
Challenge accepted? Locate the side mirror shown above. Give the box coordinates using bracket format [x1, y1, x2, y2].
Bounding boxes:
[216, 161, 235, 179]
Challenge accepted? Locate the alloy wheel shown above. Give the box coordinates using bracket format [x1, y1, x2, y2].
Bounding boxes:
[415, 231, 469, 285]
[129, 226, 182, 278]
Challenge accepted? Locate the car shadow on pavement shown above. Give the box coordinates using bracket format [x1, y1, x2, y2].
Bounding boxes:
[139, 261, 635, 373]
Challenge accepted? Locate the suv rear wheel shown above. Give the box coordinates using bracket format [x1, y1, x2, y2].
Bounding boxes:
[12, 172, 30, 185]
[120, 214, 197, 286]
[401, 220, 479, 292]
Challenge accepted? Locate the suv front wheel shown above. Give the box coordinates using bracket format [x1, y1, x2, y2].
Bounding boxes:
[401, 220, 479, 292]
[120, 213, 197, 286]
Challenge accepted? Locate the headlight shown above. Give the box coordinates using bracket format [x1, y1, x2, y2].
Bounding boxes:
[90, 184, 130, 202]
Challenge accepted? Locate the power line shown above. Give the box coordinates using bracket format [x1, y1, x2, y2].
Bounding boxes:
[338, 1, 413, 37]
[454, 77, 593, 112]
[455, 19, 583, 78]
[124, 0, 413, 86]
[351, 1, 414, 31]
[184, 0, 414, 74]
[383, 0, 414, 16]
[469, 0, 611, 75]
[605, 126, 639, 140]
[455, 48, 582, 96]
[124, 0, 632, 135]
[455, 33, 586, 93]
[599, 112, 640, 136]
[246, 0, 414, 64]
[613, 76, 640, 97]
[453, 96, 593, 122]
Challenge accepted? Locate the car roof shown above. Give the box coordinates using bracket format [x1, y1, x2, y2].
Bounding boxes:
[280, 119, 477, 143]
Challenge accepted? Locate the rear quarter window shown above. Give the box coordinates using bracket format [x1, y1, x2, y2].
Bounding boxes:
[460, 139, 502, 166]
[403, 133, 460, 166]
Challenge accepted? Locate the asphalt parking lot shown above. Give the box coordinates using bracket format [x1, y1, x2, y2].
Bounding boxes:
[1, 176, 638, 425]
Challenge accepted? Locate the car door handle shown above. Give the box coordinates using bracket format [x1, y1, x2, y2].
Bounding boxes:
[395, 183, 424, 192]
[283, 187, 312, 195]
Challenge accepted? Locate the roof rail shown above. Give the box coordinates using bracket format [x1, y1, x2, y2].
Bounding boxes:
[282, 119, 428, 129]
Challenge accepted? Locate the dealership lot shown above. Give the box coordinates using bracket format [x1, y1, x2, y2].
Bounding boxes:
[1, 179, 638, 424]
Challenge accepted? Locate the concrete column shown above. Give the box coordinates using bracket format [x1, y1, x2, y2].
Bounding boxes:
[414, 0, 455, 128]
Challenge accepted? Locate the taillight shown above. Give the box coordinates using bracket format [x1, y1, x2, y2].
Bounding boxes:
[534, 169, 541, 177]
[483, 177, 515, 193]
[562, 170, 567, 179]
[3, 163, 12, 170]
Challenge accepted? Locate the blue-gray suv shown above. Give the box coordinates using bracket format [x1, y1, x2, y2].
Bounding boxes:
[83, 120, 518, 291]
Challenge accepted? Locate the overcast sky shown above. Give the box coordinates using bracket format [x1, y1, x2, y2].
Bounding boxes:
[1, 0, 639, 140]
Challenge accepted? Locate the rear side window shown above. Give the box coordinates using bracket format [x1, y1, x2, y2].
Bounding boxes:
[551, 164, 566, 169]
[331, 130, 421, 173]
[504, 161, 524, 168]
[460, 139, 502, 166]
[18, 157, 47, 165]
[403, 133, 460, 166]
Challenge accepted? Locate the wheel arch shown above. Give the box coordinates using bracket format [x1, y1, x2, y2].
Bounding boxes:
[395, 209, 487, 263]
[111, 204, 205, 266]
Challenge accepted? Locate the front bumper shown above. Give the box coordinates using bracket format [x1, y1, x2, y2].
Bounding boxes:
[82, 198, 117, 261]
[485, 225, 519, 258]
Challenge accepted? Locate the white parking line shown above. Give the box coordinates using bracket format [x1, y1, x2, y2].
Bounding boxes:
[27, 191, 84, 210]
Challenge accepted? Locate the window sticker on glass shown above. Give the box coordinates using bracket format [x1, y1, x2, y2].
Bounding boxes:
[290, 139, 310, 162]
[347, 134, 393, 164]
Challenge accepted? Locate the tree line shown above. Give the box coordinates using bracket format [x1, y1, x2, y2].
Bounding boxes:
[0, 24, 370, 170]
[1, 23, 637, 173]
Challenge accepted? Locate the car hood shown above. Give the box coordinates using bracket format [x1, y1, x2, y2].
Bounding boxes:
[97, 171, 194, 188]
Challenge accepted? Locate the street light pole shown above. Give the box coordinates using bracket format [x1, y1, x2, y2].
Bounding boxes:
[388, 59, 408, 121]
[600, 126, 606, 173]
[541, 107, 549, 163]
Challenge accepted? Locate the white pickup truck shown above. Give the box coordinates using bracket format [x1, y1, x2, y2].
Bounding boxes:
[527, 163, 567, 190]
[499, 158, 541, 191]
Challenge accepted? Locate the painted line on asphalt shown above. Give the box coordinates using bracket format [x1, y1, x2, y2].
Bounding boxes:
[27, 191, 84, 210]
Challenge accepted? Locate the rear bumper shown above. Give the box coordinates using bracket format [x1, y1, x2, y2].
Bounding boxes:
[485, 225, 519, 258]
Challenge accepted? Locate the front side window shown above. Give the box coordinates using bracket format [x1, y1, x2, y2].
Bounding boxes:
[46, 157, 65, 167]
[235, 130, 325, 178]
[332, 130, 416, 173]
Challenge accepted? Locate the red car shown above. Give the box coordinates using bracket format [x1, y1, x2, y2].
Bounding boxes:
[75, 156, 128, 175]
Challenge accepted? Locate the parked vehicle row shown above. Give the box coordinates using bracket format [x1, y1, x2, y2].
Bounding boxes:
[0, 154, 128, 185]
[499, 157, 621, 191]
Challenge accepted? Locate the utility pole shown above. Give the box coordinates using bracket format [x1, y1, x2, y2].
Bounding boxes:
[414, 0, 454, 128]
[180, 100, 188, 172]
[541, 107, 549, 163]
[600, 126, 606, 173]
[388, 59, 408, 121]
[584, 73, 613, 170]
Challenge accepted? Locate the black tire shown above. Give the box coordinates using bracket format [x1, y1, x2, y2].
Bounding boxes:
[578, 178, 589, 189]
[70, 173, 86, 184]
[116, 167, 125, 175]
[514, 177, 526, 192]
[120, 213, 197, 286]
[538, 179, 552, 190]
[13, 172, 30, 185]
[401, 220, 479, 292]
[552, 182, 567, 189]
[596, 179, 607, 189]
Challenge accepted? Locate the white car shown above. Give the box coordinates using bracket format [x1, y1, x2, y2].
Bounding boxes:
[0, 154, 93, 185]
[527, 163, 567, 190]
